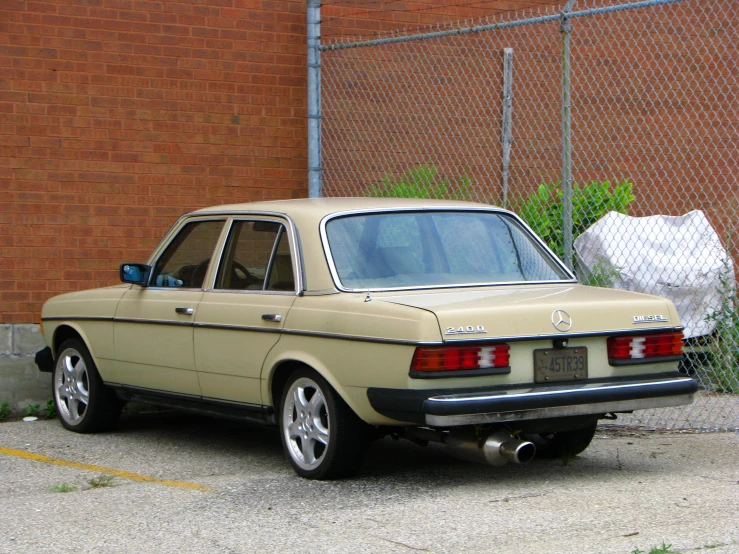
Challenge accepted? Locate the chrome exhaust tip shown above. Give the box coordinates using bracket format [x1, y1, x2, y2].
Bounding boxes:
[498, 436, 536, 465]
[446, 430, 536, 466]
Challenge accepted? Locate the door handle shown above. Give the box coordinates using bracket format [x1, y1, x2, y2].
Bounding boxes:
[175, 307, 194, 315]
[261, 314, 283, 322]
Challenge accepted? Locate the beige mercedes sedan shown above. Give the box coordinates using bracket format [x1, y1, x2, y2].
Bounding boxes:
[36, 198, 696, 479]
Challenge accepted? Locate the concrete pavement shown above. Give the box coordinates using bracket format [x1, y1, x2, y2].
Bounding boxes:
[1, 412, 737, 554]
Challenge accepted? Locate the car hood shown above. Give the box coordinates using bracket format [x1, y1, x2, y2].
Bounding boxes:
[377, 285, 681, 341]
[42, 285, 129, 319]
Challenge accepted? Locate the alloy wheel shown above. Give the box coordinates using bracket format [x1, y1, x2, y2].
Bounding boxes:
[55, 347, 90, 425]
[282, 376, 330, 471]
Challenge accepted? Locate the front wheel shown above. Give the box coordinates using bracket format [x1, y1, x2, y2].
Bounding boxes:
[53, 339, 122, 433]
[279, 368, 368, 480]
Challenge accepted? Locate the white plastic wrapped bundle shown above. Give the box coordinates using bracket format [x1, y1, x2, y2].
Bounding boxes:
[574, 210, 735, 339]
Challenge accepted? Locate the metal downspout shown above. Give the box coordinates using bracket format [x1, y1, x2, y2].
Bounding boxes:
[307, 1, 322, 198]
[561, 0, 576, 269]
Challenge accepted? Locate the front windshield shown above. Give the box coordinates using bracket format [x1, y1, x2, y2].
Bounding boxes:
[324, 211, 570, 290]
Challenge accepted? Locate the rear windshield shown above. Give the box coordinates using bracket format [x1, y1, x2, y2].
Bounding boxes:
[324, 211, 570, 290]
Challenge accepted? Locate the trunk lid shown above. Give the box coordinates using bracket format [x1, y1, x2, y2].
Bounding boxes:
[377, 284, 680, 341]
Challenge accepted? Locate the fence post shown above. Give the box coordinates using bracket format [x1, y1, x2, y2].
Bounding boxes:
[307, 0, 322, 198]
[501, 48, 514, 207]
[560, 0, 576, 269]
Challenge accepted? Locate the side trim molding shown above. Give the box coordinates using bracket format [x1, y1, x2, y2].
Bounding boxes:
[43, 316, 437, 345]
[114, 318, 193, 327]
[280, 328, 440, 346]
[193, 323, 282, 334]
[42, 316, 113, 323]
[43, 318, 682, 349]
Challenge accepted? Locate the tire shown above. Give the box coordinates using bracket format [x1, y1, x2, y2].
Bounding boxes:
[279, 367, 368, 480]
[53, 339, 122, 433]
[525, 423, 597, 460]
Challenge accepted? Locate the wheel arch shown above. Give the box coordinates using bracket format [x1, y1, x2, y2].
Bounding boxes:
[52, 323, 94, 360]
[269, 359, 304, 414]
[265, 354, 361, 419]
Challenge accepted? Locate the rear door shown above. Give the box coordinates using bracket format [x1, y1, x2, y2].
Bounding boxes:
[194, 217, 299, 406]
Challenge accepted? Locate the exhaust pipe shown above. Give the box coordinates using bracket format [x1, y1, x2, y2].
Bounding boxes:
[401, 428, 536, 466]
[445, 430, 536, 466]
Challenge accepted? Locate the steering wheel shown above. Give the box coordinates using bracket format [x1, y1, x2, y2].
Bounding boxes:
[190, 259, 211, 288]
[230, 260, 259, 288]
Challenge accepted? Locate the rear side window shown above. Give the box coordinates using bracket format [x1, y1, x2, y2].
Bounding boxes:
[215, 220, 295, 292]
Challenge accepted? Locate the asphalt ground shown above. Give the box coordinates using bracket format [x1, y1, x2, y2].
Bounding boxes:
[1, 413, 737, 554]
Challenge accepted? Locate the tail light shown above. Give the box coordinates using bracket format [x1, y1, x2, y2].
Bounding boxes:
[607, 331, 683, 365]
[410, 344, 510, 377]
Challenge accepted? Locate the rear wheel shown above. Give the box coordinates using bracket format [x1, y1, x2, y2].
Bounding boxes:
[279, 368, 368, 480]
[525, 423, 598, 460]
[53, 339, 122, 433]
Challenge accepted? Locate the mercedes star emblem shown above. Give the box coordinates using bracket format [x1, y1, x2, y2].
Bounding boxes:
[551, 309, 572, 332]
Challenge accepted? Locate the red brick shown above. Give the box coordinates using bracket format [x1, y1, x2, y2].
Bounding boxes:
[8, 0, 722, 326]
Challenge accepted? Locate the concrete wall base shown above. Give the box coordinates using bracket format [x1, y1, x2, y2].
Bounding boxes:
[0, 324, 51, 414]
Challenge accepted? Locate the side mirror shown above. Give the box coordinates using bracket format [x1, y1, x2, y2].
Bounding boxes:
[120, 263, 151, 286]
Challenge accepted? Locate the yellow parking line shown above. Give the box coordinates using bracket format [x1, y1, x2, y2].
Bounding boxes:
[0, 446, 210, 491]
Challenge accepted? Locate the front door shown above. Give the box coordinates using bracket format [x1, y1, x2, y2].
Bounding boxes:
[112, 218, 226, 396]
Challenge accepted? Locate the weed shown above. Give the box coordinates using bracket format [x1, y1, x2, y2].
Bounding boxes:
[364, 165, 473, 200]
[21, 403, 40, 418]
[578, 261, 622, 289]
[87, 475, 115, 488]
[560, 454, 575, 466]
[632, 543, 681, 554]
[703, 254, 739, 393]
[50, 483, 77, 493]
[43, 398, 57, 419]
[0, 401, 11, 421]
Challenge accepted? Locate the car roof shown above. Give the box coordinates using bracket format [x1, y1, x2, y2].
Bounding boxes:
[192, 197, 498, 219]
[189, 197, 508, 293]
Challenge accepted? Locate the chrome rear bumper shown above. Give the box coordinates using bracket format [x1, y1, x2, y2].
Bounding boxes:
[367, 374, 697, 426]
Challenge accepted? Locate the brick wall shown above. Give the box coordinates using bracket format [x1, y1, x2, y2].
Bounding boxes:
[0, 0, 560, 324]
[0, 0, 312, 323]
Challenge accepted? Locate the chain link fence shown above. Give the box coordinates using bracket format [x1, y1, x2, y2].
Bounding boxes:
[319, 0, 738, 432]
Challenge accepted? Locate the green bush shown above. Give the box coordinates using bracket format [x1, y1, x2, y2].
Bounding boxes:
[364, 165, 472, 200]
[704, 259, 739, 393]
[515, 180, 635, 260]
[0, 401, 11, 421]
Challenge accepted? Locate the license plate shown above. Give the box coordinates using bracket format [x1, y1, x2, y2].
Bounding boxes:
[534, 347, 588, 383]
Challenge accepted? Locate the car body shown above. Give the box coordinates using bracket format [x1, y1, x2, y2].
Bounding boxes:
[37, 198, 697, 478]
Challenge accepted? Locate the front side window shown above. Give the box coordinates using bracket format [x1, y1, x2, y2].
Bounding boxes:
[215, 220, 295, 292]
[325, 211, 570, 290]
[151, 220, 225, 288]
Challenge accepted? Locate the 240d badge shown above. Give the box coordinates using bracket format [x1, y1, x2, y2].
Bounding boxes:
[446, 325, 487, 335]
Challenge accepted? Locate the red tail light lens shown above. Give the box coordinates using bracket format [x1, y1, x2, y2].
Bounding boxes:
[411, 344, 510, 374]
[607, 331, 683, 364]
